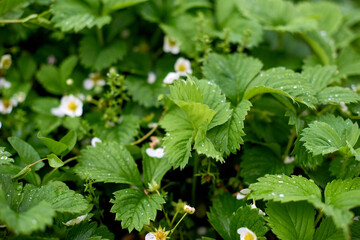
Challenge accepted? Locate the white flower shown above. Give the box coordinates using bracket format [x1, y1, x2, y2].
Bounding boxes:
[163, 36, 180, 54]
[236, 193, 246, 200]
[147, 72, 156, 84]
[174, 57, 192, 76]
[0, 54, 12, 69]
[163, 72, 180, 84]
[250, 203, 266, 216]
[237, 227, 257, 240]
[91, 137, 102, 147]
[83, 73, 106, 90]
[66, 78, 74, 85]
[184, 204, 195, 214]
[51, 95, 83, 118]
[284, 156, 295, 164]
[63, 214, 88, 226]
[0, 78, 11, 89]
[47, 55, 56, 65]
[240, 188, 251, 195]
[146, 148, 165, 158]
[145, 233, 157, 240]
[0, 99, 12, 114]
[340, 102, 348, 112]
[12, 92, 26, 104]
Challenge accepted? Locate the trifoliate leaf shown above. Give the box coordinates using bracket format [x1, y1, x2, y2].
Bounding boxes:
[298, 2, 342, 35]
[79, 35, 126, 71]
[110, 188, 165, 232]
[50, 0, 111, 32]
[75, 142, 143, 188]
[229, 206, 268, 240]
[0, 147, 14, 165]
[265, 201, 316, 240]
[302, 65, 338, 92]
[207, 193, 245, 240]
[301, 115, 360, 156]
[317, 87, 360, 104]
[203, 53, 262, 104]
[141, 145, 171, 186]
[38, 132, 68, 156]
[244, 68, 318, 108]
[249, 174, 322, 205]
[240, 146, 294, 185]
[47, 154, 64, 168]
[94, 115, 141, 144]
[313, 218, 345, 240]
[8, 136, 44, 170]
[66, 221, 115, 240]
[236, 0, 317, 33]
[207, 100, 252, 156]
[337, 46, 360, 78]
[125, 75, 167, 107]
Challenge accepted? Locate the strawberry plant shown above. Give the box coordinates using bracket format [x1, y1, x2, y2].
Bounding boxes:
[1, 0, 360, 239]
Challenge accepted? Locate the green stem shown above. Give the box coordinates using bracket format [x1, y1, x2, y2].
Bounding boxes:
[169, 213, 188, 238]
[283, 127, 296, 160]
[340, 155, 350, 179]
[0, 14, 38, 24]
[301, 33, 330, 65]
[162, 205, 171, 226]
[315, 210, 324, 225]
[42, 156, 78, 183]
[29, 158, 47, 168]
[170, 210, 179, 226]
[191, 152, 200, 206]
[97, 27, 104, 47]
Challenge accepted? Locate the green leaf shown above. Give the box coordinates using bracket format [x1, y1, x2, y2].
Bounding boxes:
[240, 146, 294, 185]
[207, 100, 252, 156]
[194, 127, 224, 162]
[202, 53, 263, 104]
[313, 218, 345, 240]
[66, 221, 115, 240]
[141, 145, 171, 186]
[207, 193, 245, 240]
[0, 0, 27, 17]
[317, 87, 360, 104]
[59, 130, 77, 157]
[265, 201, 316, 240]
[36, 65, 64, 95]
[125, 75, 167, 108]
[236, 0, 317, 33]
[75, 142, 143, 188]
[103, 0, 148, 14]
[302, 65, 338, 92]
[244, 68, 318, 108]
[301, 115, 360, 156]
[0, 147, 14, 165]
[8, 136, 44, 170]
[79, 35, 126, 71]
[38, 132, 68, 156]
[47, 154, 64, 168]
[229, 206, 268, 240]
[301, 31, 335, 65]
[17, 55, 37, 81]
[59, 55, 78, 80]
[249, 174, 322, 205]
[110, 188, 165, 232]
[51, 0, 111, 32]
[337, 46, 360, 78]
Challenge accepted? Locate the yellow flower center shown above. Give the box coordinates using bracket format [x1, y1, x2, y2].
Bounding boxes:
[178, 63, 186, 72]
[154, 229, 167, 240]
[3, 100, 11, 109]
[244, 232, 255, 240]
[67, 101, 77, 112]
[91, 74, 102, 83]
[2, 59, 11, 69]
[169, 39, 177, 47]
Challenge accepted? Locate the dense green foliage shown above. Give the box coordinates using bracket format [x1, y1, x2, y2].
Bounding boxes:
[1, 0, 360, 239]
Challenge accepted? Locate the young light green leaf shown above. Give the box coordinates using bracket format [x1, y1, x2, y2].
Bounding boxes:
[110, 188, 165, 232]
[229, 206, 268, 240]
[47, 154, 64, 168]
[240, 146, 294, 185]
[75, 142, 143, 188]
[59, 130, 77, 157]
[208, 193, 245, 240]
[313, 218, 345, 240]
[8, 136, 44, 170]
[38, 132, 68, 156]
[51, 0, 111, 32]
[244, 68, 318, 108]
[202, 53, 263, 104]
[265, 201, 316, 240]
[0, 147, 14, 165]
[11, 166, 31, 180]
[207, 100, 252, 156]
[59, 55, 78, 80]
[317, 87, 360, 104]
[79, 35, 126, 71]
[301, 116, 360, 156]
[302, 65, 338, 92]
[249, 174, 322, 205]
